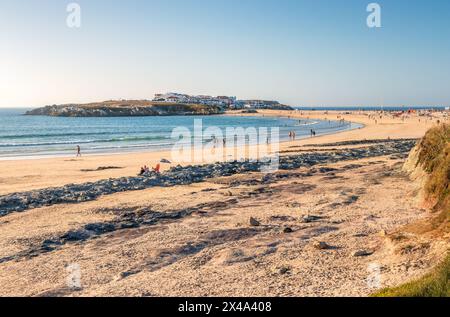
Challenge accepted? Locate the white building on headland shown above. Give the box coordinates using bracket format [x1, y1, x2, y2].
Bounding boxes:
[152, 92, 291, 110]
[153, 93, 237, 108]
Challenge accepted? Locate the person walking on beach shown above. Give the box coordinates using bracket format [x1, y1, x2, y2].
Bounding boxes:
[76, 145, 81, 157]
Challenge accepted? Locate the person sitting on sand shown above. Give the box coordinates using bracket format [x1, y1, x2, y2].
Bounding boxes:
[144, 165, 150, 173]
[138, 167, 145, 176]
[152, 163, 161, 174]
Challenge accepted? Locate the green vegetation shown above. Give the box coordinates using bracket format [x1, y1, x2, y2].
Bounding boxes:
[373, 254, 450, 297]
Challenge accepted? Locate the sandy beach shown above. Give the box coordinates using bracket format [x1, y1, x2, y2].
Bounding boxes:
[0, 110, 448, 297]
[0, 110, 444, 195]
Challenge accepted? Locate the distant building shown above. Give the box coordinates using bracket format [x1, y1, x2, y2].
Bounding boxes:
[239, 100, 281, 109]
[152, 93, 291, 110]
[152, 92, 237, 108]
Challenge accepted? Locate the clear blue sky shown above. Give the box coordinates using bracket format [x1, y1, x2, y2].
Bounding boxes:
[1, 0, 449, 107]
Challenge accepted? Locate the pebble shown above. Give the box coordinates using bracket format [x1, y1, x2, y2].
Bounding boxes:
[249, 217, 261, 227]
[61, 230, 91, 242]
[301, 215, 322, 223]
[313, 241, 331, 250]
[84, 223, 116, 234]
[353, 249, 374, 257]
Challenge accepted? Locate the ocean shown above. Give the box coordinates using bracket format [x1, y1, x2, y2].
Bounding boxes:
[0, 109, 361, 159]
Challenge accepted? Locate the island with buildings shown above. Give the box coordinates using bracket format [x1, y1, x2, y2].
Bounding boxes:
[25, 93, 293, 117]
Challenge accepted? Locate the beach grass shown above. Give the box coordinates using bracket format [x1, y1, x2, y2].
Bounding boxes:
[373, 254, 450, 297]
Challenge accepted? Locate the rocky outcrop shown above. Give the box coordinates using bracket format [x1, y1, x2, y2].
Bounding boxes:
[25, 101, 223, 117]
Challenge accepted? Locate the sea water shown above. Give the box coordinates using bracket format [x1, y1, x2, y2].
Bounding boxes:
[0, 109, 361, 159]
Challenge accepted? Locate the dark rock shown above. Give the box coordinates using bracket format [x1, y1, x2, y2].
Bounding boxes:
[313, 241, 331, 250]
[119, 221, 140, 229]
[84, 223, 116, 234]
[42, 239, 62, 246]
[353, 249, 374, 257]
[61, 230, 91, 241]
[39, 245, 56, 252]
[301, 215, 322, 223]
[249, 217, 261, 227]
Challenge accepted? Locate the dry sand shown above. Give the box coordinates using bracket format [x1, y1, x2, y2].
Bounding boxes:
[0, 110, 448, 297]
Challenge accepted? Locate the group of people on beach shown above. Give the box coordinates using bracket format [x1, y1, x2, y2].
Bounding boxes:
[288, 131, 296, 140]
[138, 163, 161, 176]
[74, 143, 163, 177]
[288, 129, 318, 140]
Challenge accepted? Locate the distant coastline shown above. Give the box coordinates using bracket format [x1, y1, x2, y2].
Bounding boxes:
[14, 102, 448, 117]
[24, 95, 294, 118]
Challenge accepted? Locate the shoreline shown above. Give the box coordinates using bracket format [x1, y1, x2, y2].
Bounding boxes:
[0, 109, 446, 195]
[4, 106, 448, 162]
[0, 113, 358, 162]
[0, 124, 361, 162]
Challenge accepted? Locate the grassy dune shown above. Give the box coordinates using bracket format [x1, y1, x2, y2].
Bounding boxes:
[417, 123, 450, 232]
[374, 123, 449, 297]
